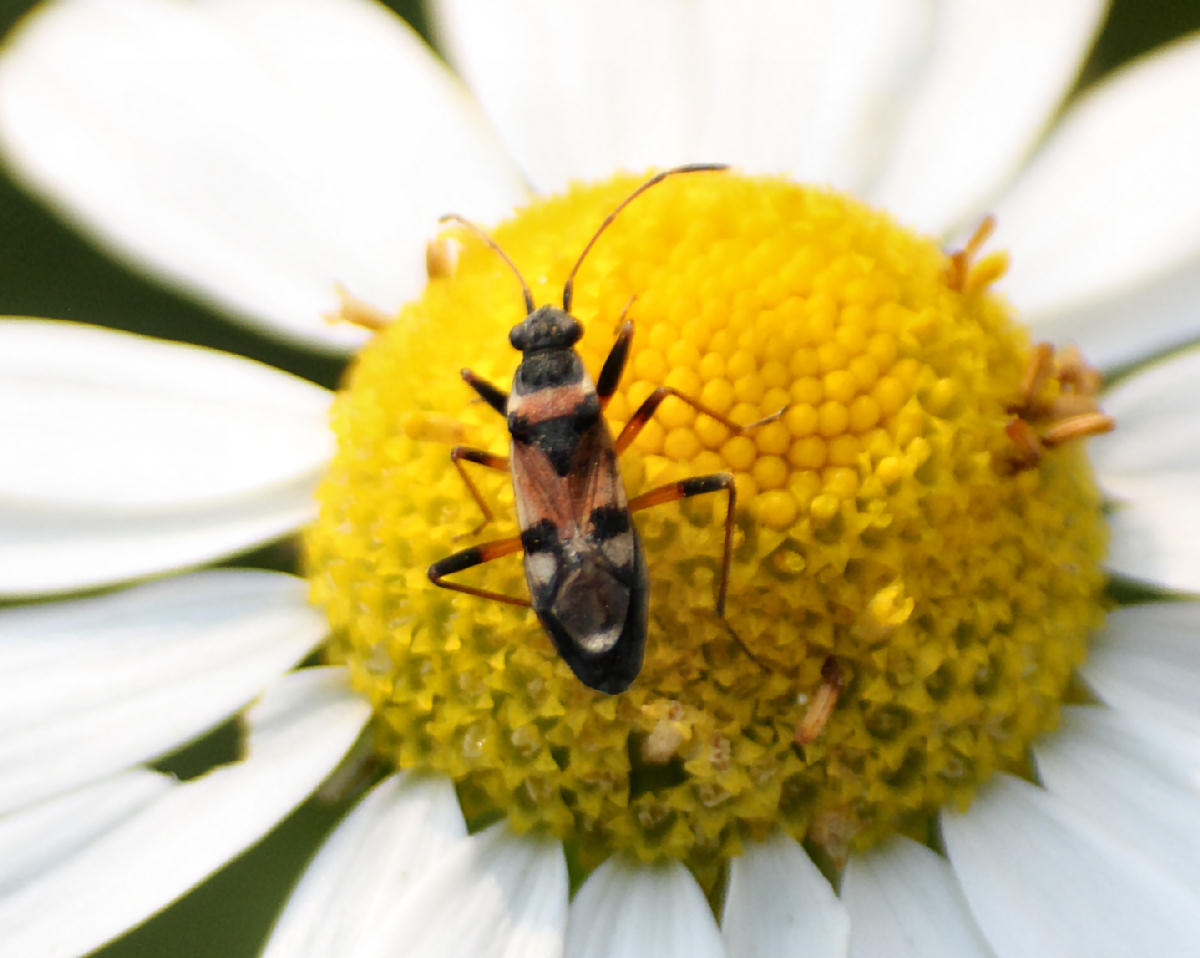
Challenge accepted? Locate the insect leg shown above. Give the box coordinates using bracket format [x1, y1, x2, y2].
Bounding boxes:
[450, 447, 510, 534]
[428, 535, 531, 608]
[460, 369, 509, 416]
[615, 386, 785, 455]
[628, 473, 737, 615]
[629, 473, 767, 670]
[596, 321, 634, 409]
[595, 299, 638, 410]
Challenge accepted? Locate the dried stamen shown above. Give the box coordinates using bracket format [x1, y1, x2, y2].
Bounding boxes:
[324, 284, 392, 331]
[1004, 341, 1114, 471]
[795, 657, 847, 746]
[945, 215, 1009, 293]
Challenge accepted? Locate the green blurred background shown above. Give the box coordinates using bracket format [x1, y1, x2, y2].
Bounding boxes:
[0, 1, 1197, 955]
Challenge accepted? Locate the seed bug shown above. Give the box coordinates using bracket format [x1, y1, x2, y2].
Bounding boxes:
[428, 164, 781, 694]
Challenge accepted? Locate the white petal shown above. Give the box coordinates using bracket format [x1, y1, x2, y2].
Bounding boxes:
[1022, 255, 1200, 372]
[1034, 705, 1200, 892]
[842, 835, 992, 958]
[1088, 344, 1200, 500]
[0, 477, 316, 597]
[566, 857, 724, 958]
[868, 0, 1105, 235]
[432, 0, 928, 194]
[1104, 494, 1200, 594]
[263, 772, 467, 958]
[0, 770, 170, 895]
[0, 320, 331, 511]
[0, 569, 324, 814]
[941, 772, 1200, 957]
[996, 35, 1200, 328]
[0, 0, 524, 352]
[722, 831, 847, 958]
[0, 667, 370, 958]
[363, 823, 567, 958]
[769, 0, 931, 192]
[1080, 602, 1200, 737]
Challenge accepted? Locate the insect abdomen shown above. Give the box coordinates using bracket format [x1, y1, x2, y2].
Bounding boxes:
[537, 538, 648, 694]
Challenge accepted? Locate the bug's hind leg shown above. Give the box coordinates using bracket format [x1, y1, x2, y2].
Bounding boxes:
[627, 473, 765, 670]
[628, 474, 736, 614]
[428, 534, 531, 608]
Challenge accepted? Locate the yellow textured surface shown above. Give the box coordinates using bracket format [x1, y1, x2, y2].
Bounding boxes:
[306, 172, 1107, 877]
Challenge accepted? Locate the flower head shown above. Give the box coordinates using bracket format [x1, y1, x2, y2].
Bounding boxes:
[310, 171, 1109, 878]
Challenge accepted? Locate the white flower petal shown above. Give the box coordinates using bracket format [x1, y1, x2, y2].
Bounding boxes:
[1080, 602, 1200, 737]
[263, 772, 467, 958]
[1022, 255, 1200, 372]
[996, 34, 1200, 329]
[565, 857, 723, 958]
[842, 835, 992, 958]
[0, 667, 370, 958]
[364, 822, 567, 958]
[0, 770, 170, 895]
[1088, 344, 1200, 500]
[774, 0, 930, 191]
[0, 475, 316, 597]
[942, 772, 1200, 957]
[722, 831, 847, 958]
[431, 0, 927, 194]
[868, 0, 1105, 235]
[0, 0, 524, 352]
[0, 569, 325, 814]
[1034, 705, 1200, 892]
[1104, 494, 1200, 594]
[0, 320, 331, 511]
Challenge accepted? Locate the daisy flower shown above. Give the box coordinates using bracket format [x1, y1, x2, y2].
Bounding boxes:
[2, 2, 1200, 957]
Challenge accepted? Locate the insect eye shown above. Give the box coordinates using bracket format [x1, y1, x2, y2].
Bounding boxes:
[509, 324, 527, 350]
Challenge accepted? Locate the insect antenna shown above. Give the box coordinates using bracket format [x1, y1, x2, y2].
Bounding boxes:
[438, 213, 536, 314]
[562, 163, 729, 312]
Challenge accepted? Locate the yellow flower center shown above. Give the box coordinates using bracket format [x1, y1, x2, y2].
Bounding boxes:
[306, 172, 1108, 880]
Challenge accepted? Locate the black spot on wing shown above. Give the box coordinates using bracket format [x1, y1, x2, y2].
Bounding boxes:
[589, 505, 630, 540]
[520, 519, 558, 554]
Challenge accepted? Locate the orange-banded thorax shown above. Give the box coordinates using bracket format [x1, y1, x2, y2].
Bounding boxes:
[506, 305, 649, 692]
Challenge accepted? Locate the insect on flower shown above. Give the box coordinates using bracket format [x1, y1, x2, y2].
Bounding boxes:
[428, 165, 783, 694]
